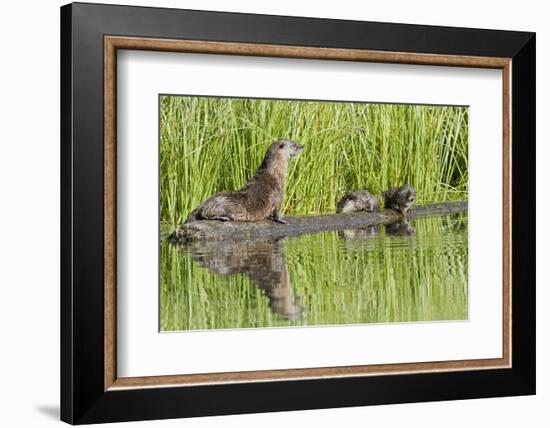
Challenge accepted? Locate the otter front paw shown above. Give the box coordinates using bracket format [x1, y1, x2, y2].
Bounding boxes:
[271, 217, 287, 224]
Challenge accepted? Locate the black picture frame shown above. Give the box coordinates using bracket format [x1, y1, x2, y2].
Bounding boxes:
[61, 2, 535, 424]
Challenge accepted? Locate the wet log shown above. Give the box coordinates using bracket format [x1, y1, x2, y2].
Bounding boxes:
[169, 200, 467, 245]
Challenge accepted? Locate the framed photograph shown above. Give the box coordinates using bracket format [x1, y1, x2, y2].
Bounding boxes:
[60, 2, 535, 424]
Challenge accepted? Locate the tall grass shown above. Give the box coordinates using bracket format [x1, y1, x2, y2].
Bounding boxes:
[160, 96, 468, 227]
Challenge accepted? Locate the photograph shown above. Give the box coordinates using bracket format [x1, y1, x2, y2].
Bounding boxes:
[55, 1, 536, 424]
[160, 95, 469, 331]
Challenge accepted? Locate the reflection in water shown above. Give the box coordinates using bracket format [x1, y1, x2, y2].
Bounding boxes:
[186, 240, 305, 321]
[338, 225, 380, 241]
[161, 213, 468, 331]
[338, 218, 415, 242]
[385, 218, 416, 236]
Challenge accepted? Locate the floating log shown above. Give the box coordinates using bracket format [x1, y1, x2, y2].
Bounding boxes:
[169, 200, 467, 245]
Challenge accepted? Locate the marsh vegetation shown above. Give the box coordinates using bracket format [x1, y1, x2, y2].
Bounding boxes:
[159, 95, 469, 331]
[160, 96, 468, 227]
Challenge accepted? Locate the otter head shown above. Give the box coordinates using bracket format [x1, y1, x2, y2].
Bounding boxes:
[271, 139, 304, 159]
[397, 184, 416, 214]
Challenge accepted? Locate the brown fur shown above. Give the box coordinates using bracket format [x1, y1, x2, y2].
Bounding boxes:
[336, 190, 378, 213]
[382, 183, 417, 215]
[185, 140, 303, 223]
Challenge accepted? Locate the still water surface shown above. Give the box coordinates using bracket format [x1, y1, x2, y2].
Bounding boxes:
[160, 214, 468, 331]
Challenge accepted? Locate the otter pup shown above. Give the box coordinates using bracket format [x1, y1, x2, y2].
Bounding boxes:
[336, 190, 378, 213]
[383, 184, 416, 215]
[185, 140, 303, 224]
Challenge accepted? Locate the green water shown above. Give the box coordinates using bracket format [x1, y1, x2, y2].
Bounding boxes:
[160, 214, 468, 331]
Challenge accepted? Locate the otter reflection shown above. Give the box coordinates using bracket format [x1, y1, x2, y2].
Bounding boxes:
[385, 218, 416, 236]
[185, 240, 305, 321]
[338, 225, 380, 241]
[337, 219, 415, 243]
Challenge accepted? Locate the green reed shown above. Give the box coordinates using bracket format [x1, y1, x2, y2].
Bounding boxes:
[160, 214, 468, 331]
[160, 96, 468, 227]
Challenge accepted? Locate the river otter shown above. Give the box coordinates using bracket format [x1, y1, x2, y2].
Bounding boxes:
[383, 184, 416, 215]
[336, 190, 378, 213]
[185, 140, 304, 224]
